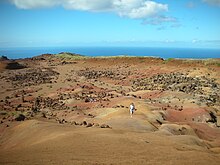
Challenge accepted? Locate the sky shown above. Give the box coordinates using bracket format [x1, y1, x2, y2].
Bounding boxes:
[0, 0, 220, 48]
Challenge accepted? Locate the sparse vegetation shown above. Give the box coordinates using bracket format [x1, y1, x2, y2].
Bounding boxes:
[166, 58, 174, 62]
[201, 59, 220, 66]
[56, 52, 87, 60]
[162, 58, 174, 64]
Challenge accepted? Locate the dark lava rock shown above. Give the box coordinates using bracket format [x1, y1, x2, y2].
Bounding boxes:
[0, 55, 8, 61]
[8, 68, 59, 87]
[14, 114, 26, 121]
[100, 124, 110, 128]
[132, 72, 220, 106]
[83, 121, 87, 125]
[6, 62, 26, 70]
[86, 123, 93, 127]
[58, 119, 66, 124]
[85, 98, 90, 103]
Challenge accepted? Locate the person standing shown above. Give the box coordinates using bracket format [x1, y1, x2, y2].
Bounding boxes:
[129, 103, 135, 118]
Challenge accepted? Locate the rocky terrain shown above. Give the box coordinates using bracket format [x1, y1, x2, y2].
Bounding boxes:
[0, 53, 220, 165]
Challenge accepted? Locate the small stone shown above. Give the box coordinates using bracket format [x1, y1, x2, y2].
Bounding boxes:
[83, 121, 87, 125]
[100, 124, 110, 128]
[86, 123, 93, 127]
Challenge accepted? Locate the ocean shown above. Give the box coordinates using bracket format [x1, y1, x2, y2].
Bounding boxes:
[0, 47, 220, 59]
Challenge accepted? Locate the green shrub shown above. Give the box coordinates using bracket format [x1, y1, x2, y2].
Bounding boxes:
[166, 58, 174, 62]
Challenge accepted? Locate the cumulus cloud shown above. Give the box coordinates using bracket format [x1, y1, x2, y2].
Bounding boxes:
[112, 0, 168, 19]
[9, 0, 59, 9]
[63, 0, 113, 12]
[9, 0, 168, 19]
[202, 0, 220, 6]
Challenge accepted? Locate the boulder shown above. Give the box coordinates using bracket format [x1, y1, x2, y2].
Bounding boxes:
[14, 114, 26, 121]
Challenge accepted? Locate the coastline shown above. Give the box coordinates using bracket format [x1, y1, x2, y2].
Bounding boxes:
[1, 46, 220, 60]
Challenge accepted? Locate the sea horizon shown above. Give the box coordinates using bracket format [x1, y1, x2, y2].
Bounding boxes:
[0, 46, 220, 60]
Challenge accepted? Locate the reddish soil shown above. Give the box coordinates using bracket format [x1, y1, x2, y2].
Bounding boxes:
[0, 55, 220, 164]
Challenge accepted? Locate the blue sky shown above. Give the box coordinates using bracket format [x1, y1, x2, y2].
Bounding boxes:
[0, 0, 220, 48]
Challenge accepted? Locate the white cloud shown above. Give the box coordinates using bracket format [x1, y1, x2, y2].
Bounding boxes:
[9, 0, 59, 9]
[9, 0, 168, 19]
[112, 0, 168, 19]
[63, 0, 113, 12]
[202, 0, 220, 6]
[143, 15, 177, 25]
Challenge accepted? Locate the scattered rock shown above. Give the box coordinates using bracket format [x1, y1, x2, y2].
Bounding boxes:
[7, 68, 59, 87]
[132, 72, 220, 106]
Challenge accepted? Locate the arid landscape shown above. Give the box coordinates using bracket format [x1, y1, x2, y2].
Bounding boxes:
[0, 53, 220, 165]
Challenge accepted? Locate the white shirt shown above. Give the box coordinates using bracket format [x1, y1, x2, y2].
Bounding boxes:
[130, 104, 134, 112]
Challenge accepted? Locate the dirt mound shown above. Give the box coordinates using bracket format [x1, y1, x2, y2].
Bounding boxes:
[0, 120, 219, 165]
[159, 123, 197, 136]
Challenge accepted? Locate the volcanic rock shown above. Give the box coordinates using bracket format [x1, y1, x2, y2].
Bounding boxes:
[14, 114, 26, 121]
[86, 123, 93, 127]
[100, 124, 110, 128]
